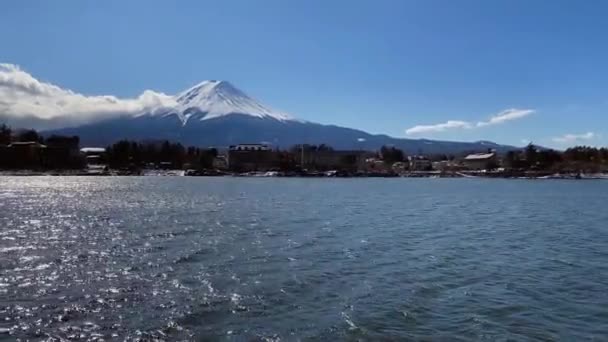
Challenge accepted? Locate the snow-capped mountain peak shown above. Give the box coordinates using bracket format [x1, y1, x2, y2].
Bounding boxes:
[173, 80, 294, 122]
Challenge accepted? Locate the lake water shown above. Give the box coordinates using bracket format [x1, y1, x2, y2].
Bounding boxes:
[1, 177, 607, 341]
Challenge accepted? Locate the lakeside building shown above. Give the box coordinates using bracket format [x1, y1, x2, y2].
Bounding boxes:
[81, 147, 107, 171]
[463, 152, 498, 170]
[228, 144, 277, 171]
[213, 155, 228, 170]
[1, 139, 84, 170]
[408, 155, 432, 171]
[432, 160, 463, 171]
[302, 150, 368, 171]
[227, 144, 371, 172]
[6, 142, 46, 168]
[45, 136, 82, 169]
[81, 147, 106, 158]
[363, 158, 392, 173]
[229, 144, 272, 152]
[392, 161, 409, 173]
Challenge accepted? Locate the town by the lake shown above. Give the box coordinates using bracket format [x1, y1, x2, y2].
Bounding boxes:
[1, 124, 607, 179]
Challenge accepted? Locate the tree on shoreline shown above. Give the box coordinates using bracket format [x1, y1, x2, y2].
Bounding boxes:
[1, 123, 608, 173]
[105, 139, 219, 170]
[16, 129, 44, 143]
[0, 124, 11, 145]
[380, 145, 405, 164]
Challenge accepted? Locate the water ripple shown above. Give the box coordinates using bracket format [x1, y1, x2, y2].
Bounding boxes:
[0, 177, 607, 340]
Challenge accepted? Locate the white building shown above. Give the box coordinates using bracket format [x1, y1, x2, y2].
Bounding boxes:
[463, 152, 497, 170]
[228, 144, 270, 151]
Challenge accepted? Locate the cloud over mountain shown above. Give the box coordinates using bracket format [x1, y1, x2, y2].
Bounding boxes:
[0, 63, 523, 153]
[476, 108, 535, 127]
[552, 132, 597, 144]
[0, 63, 176, 128]
[406, 108, 535, 136]
[405, 120, 472, 135]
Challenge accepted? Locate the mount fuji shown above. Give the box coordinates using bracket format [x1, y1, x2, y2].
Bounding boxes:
[15, 78, 515, 153]
[170, 80, 294, 123]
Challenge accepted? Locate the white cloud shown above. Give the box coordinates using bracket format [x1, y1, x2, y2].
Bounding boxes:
[405, 120, 472, 135]
[0, 63, 177, 128]
[476, 108, 535, 127]
[405, 108, 534, 136]
[552, 132, 596, 144]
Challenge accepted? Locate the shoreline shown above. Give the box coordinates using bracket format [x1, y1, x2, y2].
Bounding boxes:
[1, 170, 608, 180]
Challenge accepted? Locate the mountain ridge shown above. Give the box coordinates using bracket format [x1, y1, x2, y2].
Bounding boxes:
[44, 112, 517, 154]
[169, 80, 294, 123]
[0, 73, 519, 154]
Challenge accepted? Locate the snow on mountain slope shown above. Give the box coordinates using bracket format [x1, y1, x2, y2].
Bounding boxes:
[40, 78, 519, 153]
[2, 64, 518, 153]
[170, 80, 294, 123]
[0, 63, 294, 128]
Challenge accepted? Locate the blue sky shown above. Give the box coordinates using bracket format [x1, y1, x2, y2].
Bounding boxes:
[1, 0, 607, 147]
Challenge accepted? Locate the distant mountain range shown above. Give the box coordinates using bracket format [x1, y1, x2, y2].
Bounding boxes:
[2, 78, 517, 154]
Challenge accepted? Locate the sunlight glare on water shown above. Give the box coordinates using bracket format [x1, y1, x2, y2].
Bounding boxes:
[1, 176, 608, 340]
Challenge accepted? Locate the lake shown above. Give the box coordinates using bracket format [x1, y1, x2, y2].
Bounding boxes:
[1, 177, 607, 340]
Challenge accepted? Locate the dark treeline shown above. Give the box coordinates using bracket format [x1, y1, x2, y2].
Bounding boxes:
[0, 124, 84, 170]
[288, 144, 334, 153]
[504, 144, 608, 172]
[1, 123, 608, 173]
[1, 125, 44, 144]
[0, 124, 9, 145]
[380, 146, 406, 164]
[0, 124, 220, 171]
[105, 140, 218, 170]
